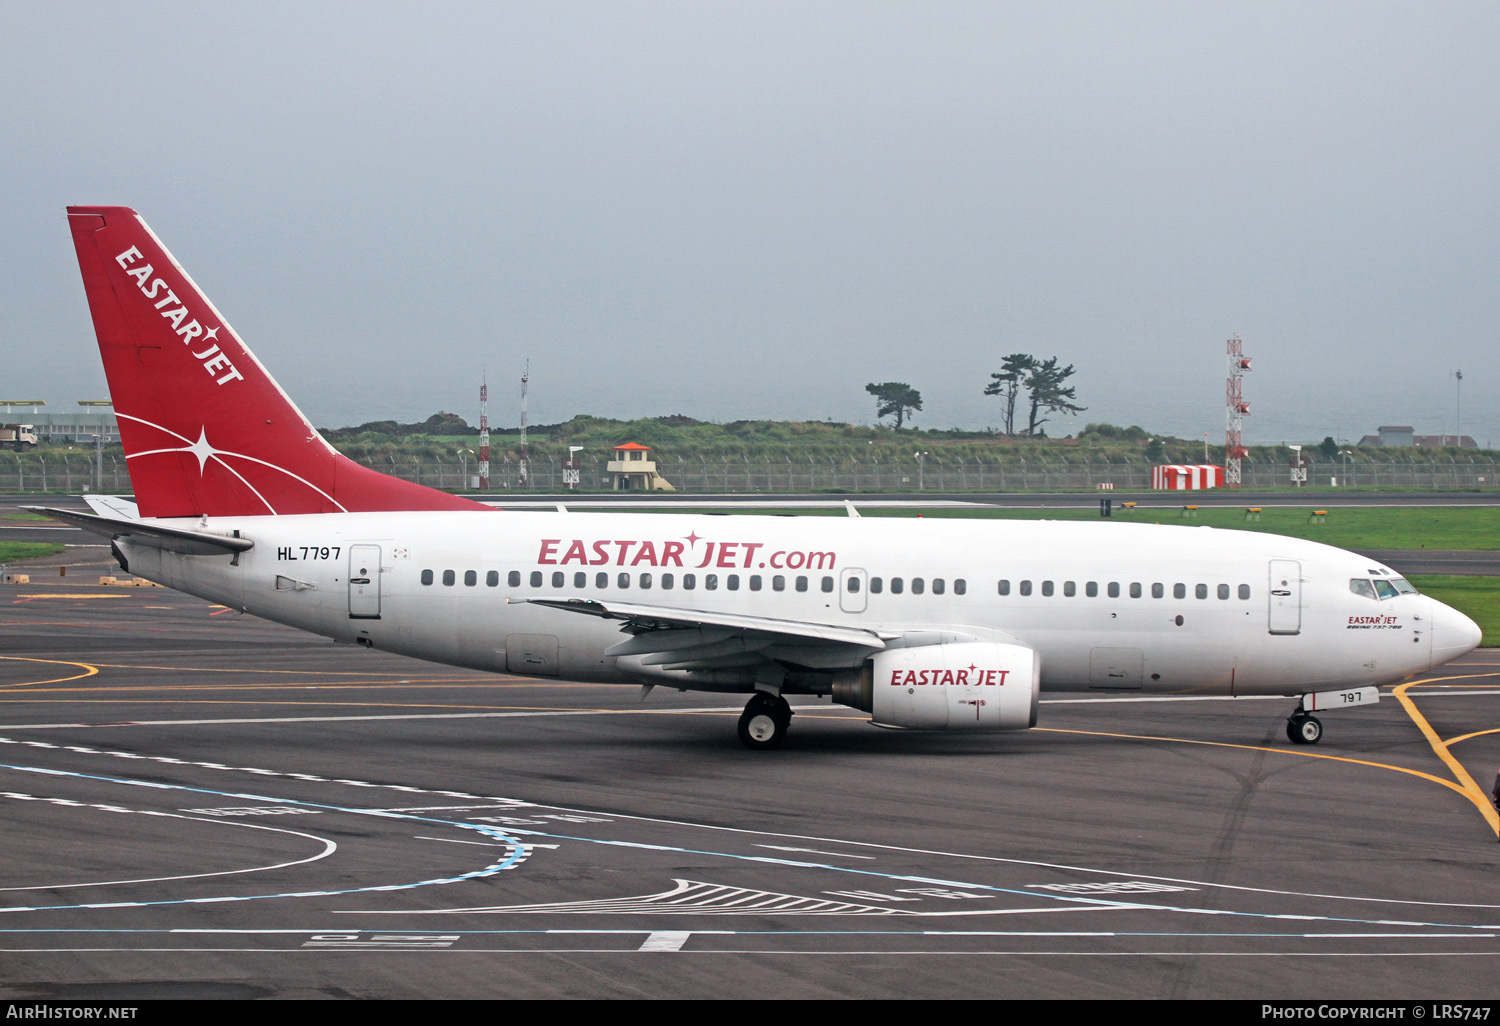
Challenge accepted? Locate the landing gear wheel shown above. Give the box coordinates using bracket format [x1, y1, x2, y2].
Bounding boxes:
[737, 693, 792, 750]
[1286, 714, 1323, 745]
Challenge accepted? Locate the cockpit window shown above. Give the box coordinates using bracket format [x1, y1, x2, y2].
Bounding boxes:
[1349, 578, 1376, 600]
[1391, 577, 1417, 595]
[1372, 579, 1399, 600]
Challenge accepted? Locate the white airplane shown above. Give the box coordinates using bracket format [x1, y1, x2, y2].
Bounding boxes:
[43, 206, 1482, 749]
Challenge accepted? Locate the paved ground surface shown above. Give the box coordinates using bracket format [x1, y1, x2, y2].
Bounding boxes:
[0, 539, 1497, 999]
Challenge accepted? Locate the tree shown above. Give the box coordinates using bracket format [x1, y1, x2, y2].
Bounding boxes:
[1022, 357, 1086, 437]
[865, 382, 923, 430]
[1319, 436, 1339, 461]
[983, 353, 1036, 436]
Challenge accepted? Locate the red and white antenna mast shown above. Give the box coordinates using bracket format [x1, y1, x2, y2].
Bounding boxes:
[518, 359, 530, 488]
[1225, 335, 1250, 488]
[478, 373, 489, 490]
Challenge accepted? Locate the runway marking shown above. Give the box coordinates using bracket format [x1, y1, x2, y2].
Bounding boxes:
[758, 844, 876, 859]
[0, 764, 532, 912]
[0, 656, 100, 688]
[0, 791, 338, 891]
[1391, 679, 1500, 837]
[2, 737, 1454, 931]
[1034, 727, 1473, 797]
[640, 931, 690, 951]
[0, 737, 532, 805]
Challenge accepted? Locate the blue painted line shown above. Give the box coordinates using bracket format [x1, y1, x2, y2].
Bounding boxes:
[7, 762, 1499, 934]
[0, 763, 529, 913]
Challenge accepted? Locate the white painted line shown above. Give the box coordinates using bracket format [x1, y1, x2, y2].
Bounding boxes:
[639, 931, 692, 951]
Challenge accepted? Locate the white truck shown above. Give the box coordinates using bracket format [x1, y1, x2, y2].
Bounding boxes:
[0, 424, 38, 451]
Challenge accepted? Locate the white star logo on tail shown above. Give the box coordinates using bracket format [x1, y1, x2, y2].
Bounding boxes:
[116, 415, 348, 515]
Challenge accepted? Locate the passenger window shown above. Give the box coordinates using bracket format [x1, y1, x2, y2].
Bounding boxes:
[932, 578, 945, 595]
[912, 578, 925, 595]
[773, 575, 786, 592]
[444, 570, 457, 587]
[1041, 580, 1053, 597]
[870, 576, 883, 593]
[684, 573, 697, 590]
[662, 573, 675, 590]
[1238, 584, 1251, 600]
[1108, 582, 1120, 598]
[487, 571, 500, 587]
[1217, 583, 1230, 600]
[727, 574, 739, 591]
[750, 575, 762, 591]
[596, 572, 608, 589]
[1019, 580, 1032, 596]
[507, 570, 520, 587]
[617, 572, 630, 589]
[1063, 581, 1075, 597]
[891, 577, 904, 595]
[1086, 581, 1098, 597]
[705, 574, 718, 591]
[641, 573, 653, 589]
[464, 570, 477, 587]
[998, 579, 1010, 596]
[796, 576, 809, 592]
[1129, 582, 1142, 598]
[574, 571, 587, 588]
[552, 572, 564, 588]
[954, 579, 966, 595]
[1173, 583, 1185, 599]
[822, 576, 835, 593]
[1196, 583, 1208, 599]
[1151, 583, 1163, 599]
[847, 576, 861, 592]
[421, 569, 434, 586]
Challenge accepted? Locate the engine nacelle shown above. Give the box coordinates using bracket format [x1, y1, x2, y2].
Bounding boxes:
[843, 641, 1040, 731]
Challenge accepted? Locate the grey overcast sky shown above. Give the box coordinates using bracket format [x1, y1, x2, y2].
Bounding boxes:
[3, 1, 1496, 445]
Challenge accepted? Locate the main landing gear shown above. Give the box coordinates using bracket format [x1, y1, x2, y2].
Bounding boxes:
[738, 692, 793, 750]
[1286, 711, 1323, 745]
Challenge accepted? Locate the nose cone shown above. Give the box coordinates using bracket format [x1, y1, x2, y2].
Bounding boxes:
[1429, 598, 1482, 667]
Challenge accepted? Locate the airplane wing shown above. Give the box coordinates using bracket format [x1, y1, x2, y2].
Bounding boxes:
[521, 597, 891, 672]
[26, 506, 253, 556]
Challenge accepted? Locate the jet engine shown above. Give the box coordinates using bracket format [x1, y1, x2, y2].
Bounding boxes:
[834, 641, 1040, 730]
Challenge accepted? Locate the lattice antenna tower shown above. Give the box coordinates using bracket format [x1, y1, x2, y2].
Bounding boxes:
[519, 359, 530, 487]
[478, 372, 489, 490]
[1225, 335, 1250, 488]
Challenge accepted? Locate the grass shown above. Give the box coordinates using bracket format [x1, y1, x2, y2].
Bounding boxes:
[0, 542, 64, 562]
[1408, 575, 1500, 648]
[827, 504, 1499, 550]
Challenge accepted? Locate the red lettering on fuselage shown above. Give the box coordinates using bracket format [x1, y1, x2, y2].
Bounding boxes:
[532, 537, 835, 570]
[887, 668, 1010, 687]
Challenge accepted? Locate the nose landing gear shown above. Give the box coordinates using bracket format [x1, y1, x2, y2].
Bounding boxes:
[1286, 712, 1323, 745]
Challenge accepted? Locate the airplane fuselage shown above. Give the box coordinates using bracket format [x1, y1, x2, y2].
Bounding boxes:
[117, 510, 1464, 700]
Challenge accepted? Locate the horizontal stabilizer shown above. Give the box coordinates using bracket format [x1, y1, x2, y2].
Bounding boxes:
[26, 507, 253, 556]
[84, 495, 140, 520]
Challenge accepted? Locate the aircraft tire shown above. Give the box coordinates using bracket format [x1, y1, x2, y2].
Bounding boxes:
[1287, 714, 1323, 745]
[737, 694, 791, 750]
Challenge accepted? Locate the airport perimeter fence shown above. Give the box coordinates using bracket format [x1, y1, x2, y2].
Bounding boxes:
[4, 453, 1497, 496]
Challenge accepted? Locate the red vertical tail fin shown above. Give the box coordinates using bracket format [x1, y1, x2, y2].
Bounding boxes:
[67, 207, 489, 518]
